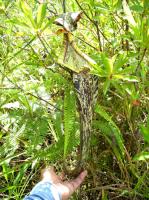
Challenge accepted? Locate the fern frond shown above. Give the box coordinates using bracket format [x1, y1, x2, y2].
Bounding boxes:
[64, 88, 76, 158]
[95, 104, 125, 158]
[37, 137, 64, 162]
[94, 120, 126, 175]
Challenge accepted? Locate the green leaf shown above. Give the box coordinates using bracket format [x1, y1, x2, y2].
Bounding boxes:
[91, 65, 107, 77]
[41, 19, 53, 32]
[2, 164, 11, 182]
[103, 79, 111, 95]
[140, 118, 149, 143]
[116, 66, 136, 74]
[13, 163, 30, 185]
[2, 101, 20, 109]
[133, 151, 149, 161]
[19, 0, 37, 28]
[6, 18, 30, 28]
[131, 4, 144, 13]
[95, 104, 125, 157]
[120, 75, 139, 82]
[64, 88, 76, 157]
[143, 0, 149, 14]
[102, 189, 108, 200]
[101, 53, 113, 76]
[122, 0, 136, 27]
[19, 0, 32, 17]
[113, 75, 139, 82]
[113, 53, 128, 72]
[37, 139, 64, 161]
[36, 3, 47, 28]
[94, 120, 126, 174]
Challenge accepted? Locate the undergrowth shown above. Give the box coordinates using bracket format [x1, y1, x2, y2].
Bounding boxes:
[0, 0, 149, 199]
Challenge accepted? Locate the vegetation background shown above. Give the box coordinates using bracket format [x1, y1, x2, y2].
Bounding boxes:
[0, 0, 149, 199]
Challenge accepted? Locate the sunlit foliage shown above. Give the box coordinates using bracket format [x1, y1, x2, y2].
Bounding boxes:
[0, 0, 149, 199]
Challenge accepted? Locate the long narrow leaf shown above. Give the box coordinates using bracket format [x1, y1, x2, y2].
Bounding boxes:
[19, 0, 37, 28]
[122, 0, 136, 26]
[101, 53, 113, 75]
[36, 3, 47, 28]
[95, 104, 125, 157]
